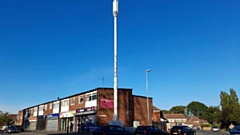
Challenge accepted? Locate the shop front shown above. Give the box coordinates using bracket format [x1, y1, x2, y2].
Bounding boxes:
[29, 116, 37, 131]
[46, 113, 59, 131]
[23, 109, 30, 131]
[75, 106, 97, 132]
[60, 111, 75, 132]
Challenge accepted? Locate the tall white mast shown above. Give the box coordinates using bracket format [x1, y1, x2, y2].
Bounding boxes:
[113, 0, 119, 121]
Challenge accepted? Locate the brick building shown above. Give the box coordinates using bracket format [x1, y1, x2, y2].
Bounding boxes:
[18, 87, 153, 131]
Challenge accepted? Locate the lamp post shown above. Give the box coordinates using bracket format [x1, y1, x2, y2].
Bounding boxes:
[146, 69, 151, 125]
[113, 0, 119, 121]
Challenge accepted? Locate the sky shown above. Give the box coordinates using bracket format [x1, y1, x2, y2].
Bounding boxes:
[0, 0, 239, 114]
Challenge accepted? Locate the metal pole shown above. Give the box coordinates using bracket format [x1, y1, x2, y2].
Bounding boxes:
[146, 69, 151, 125]
[66, 118, 69, 135]
[113, 0, 119, 121]
[101, 76, 104, 89]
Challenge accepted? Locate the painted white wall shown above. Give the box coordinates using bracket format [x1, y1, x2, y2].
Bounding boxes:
[33, 107, 38, 116]
[53, 101, 60, 114]
[38, 105, 44, 116]
[85, 91, 97, 107]
[168, 118, 187, 122]
[61, 99, 69, 112]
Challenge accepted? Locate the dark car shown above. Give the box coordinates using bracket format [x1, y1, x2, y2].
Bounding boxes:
[135, 126, 165, 135]
[82, 122, 97, 132]
[15, 125, 24, 132]
[4, 125, 20, 133]
[170, 126, 196, 135]
[229, 125, 240, 135]
[91, 125, 131, 135]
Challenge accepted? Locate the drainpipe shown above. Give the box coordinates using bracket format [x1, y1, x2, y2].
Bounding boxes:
[36, 106, 39, 130]
[58, 99, 61, 131]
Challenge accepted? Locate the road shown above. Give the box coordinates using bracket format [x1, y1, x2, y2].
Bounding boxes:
[196, 130, 228, 135]
[0, 130, 228, 135]
[0, 131, 90, 135]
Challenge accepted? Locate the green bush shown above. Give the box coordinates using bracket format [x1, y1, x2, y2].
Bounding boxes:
[201, 124, 211, 127]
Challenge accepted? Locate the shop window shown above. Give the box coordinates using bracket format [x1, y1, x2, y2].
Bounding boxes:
[79, 96, 84, 104]
[86, 94, 92, 101]
[71, 97, 75, 105]
[92, 93, 97, 100]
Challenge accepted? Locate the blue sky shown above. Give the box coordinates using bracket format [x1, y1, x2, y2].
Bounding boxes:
[0, 0, 239, 114]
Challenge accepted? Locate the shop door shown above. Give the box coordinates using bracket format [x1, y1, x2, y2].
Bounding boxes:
[47, 119, 58, 131]
[29, 122, 36, 130]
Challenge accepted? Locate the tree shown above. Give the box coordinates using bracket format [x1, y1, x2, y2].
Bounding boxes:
[229, 89, 240, 123]
[220, 88, 240, 129]
[0, 112, 13, 126]
[162, 110, 170, 114]
[204, 106, 220, 124]
[186, 101, 208, 119]
[169, 106, 186, 114]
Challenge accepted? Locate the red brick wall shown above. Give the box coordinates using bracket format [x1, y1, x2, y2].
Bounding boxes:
[69, 94, 86, 111]
[97, 88, 133, 127]
[15, 110, 23, 125]
[153, 111, 160, 122]
[44, 103, 53, 115]
[133, 96, 153, 126]
[29, 107, 34, 117]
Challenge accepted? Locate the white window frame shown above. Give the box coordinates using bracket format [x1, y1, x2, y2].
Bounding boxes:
[54, 102, 59, 109]
[92, 92, 97, 100]
[34, 107, 37, 113]
[79, 95, 83, 104]
[86, 94, 92, 101]
[44, 104, 48, 111]
[62, 100, 69, 107]
[49, 103, 52, 109]
[39, 105, 44, 111]
[71, 97, 75, 105]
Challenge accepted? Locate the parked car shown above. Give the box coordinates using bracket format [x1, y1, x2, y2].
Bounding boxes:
[170, 125, 196, 135]
[135, 126, 165, 135]
[14, 125, 25, 132]
[4, 125, 20, 133]
[211, 126, 219, 132]
[82, 122, 97, 132]
[228, 125, 240, 135]
[91, 125, 131, 135]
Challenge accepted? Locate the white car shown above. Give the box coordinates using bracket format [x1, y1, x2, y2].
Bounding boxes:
[211, 126, 220, 132]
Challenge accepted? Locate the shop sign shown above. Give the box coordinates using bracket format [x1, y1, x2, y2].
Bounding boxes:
[99, 115, 107, 117]
[29, 116, 37, 122]
[100, 99, 114, 108]
[76, 106, 96, 113]
[60, 111, 75, 118]
[75, 106, 97, 115]
[46, 113, 59, 119]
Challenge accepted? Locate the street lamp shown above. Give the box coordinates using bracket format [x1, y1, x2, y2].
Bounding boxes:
[146, 69, 151, 125]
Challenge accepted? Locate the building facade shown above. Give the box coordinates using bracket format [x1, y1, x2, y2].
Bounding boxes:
[19, 87, 153, 131]
[165, 114, 187, 130]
